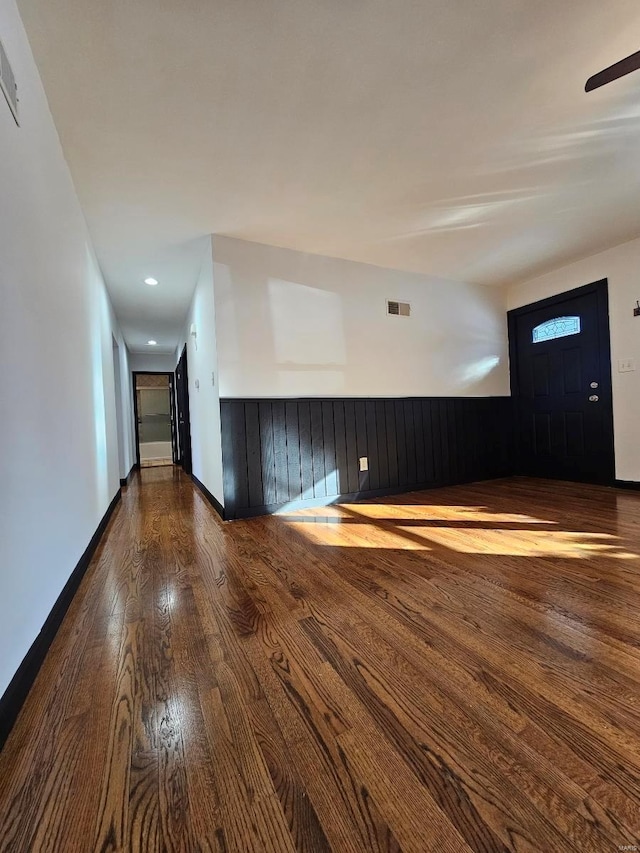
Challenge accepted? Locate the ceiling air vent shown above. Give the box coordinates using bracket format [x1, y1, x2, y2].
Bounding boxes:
[387, 300, 410, 317]
[0, 37, 18, 125]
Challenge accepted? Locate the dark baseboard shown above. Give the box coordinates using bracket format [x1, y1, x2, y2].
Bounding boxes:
[191, 474, 225, 520]
[615, 479, 640, 490]
[0, 489, 122, 753]
[231, 476, 511, 520]
[119, 463, 137, 487]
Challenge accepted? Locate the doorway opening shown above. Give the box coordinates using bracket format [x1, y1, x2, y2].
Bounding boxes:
[507, 279, 615, 485]
[133, 372, 177, 468]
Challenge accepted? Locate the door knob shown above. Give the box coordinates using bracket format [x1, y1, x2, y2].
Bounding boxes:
[589, 395, 599, 402]
[590, 381, 599, 389]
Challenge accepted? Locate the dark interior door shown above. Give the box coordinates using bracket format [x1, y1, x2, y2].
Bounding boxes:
[175, 346, 192, 475]
[508, 280, 614, 484]
[168, 373, 178, 464]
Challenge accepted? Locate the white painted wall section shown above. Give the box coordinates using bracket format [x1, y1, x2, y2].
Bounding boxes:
[176, 237, 224, 506]
[112, 328, 136, 480]
[0, 0, 133, 696]
[508, 237, 640, 482]
[129, 353, 177, 373]
[212, 236, 510, 399]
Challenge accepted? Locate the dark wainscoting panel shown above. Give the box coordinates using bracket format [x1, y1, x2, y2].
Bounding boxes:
[221, 397, 513, 519]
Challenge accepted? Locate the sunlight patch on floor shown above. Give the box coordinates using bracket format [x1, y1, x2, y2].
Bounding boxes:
[283, 520, 433, 550]
[392, 527, 630, 558]
[287, 502, 556, 526]
[282, 501, 639, 559]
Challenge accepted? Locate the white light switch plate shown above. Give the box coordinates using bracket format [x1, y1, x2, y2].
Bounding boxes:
[618, 358, 636, 372]
[359, 456, 368, 472]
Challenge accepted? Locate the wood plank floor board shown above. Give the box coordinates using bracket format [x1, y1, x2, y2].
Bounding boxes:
[325, 543, 640, 748]
[302, 613, 636, 851]
[257, 501, 640, 769]
[241, 635, 403, 853]
[336, 552, 640, 779]
[38, 613, 129, 853]
[2, 469, 640, 851]
[247, 696, 332, 853]
[299, 613, 569, 853]
[307, 581, 640, 840]
[232, 490, 640, 838]
[280, 528, 640, 838]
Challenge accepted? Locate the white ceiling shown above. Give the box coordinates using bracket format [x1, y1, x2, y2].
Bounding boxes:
[16, 0, 640, 353]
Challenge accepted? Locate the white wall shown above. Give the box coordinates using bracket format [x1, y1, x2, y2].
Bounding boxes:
[176, 237, 224, 505]
[0, 0, 133, 696]
[108, 301, 136, 481]
[129, 352, 176, 373]
[508, 237, 640, 482]
[112, 338, 126, 478]
[212, 236, 510, 398]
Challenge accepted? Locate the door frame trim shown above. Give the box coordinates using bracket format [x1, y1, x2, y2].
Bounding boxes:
[507, 278, 615, 483]
[131, 371, 177, 468]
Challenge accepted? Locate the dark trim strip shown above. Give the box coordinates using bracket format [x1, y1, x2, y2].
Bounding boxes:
[119, 463, 137, 487]
[0, 489, 122, 752]
[192, 474, 225, 520]
[220, 395, 511, 403]
[614, 480, 640, 490]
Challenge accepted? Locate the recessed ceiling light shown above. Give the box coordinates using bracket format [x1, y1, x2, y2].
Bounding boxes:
[148, 340, 157, 346]
[144, 277, 158, 286]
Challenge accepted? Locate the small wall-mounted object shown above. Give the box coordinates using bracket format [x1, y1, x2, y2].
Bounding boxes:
[0, 37, 19, 125]
[211, 371, 215, 387]
[195, 378, 200, 390]
[386, 300, 410, 317]
[359, 456, 369, 472]
[190, 323, 198, 350]
[634, 300, 640, 317]
[618, 358, 636, 373]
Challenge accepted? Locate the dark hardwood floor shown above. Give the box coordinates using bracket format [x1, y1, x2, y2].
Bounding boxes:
[2, 468, 640, 851]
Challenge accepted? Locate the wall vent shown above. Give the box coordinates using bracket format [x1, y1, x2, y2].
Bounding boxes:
[387, 300, 410, 317]
[0, 37, 19, 125]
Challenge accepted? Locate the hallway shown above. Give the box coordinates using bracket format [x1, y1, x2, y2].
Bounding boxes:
[1, 470, 640, 851]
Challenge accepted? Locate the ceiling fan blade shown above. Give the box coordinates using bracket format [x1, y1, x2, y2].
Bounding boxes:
[586, 49, 640, 91]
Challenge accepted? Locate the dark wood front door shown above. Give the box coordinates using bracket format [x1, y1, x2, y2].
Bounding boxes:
[175, 346, 192, 475]
[508, 280, 614, 484]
